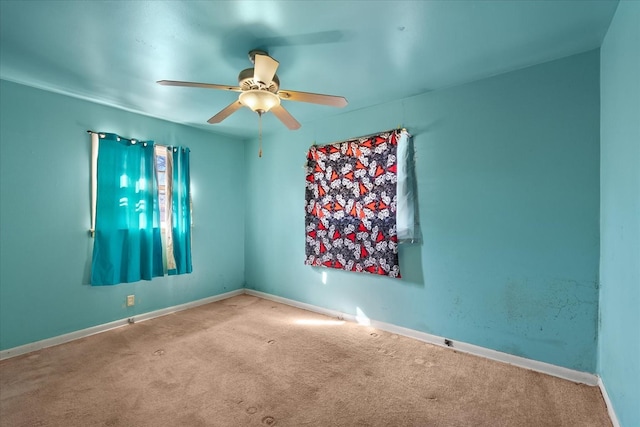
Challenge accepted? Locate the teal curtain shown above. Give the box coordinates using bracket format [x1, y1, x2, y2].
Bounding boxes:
[91, 134, 164, 285]
[170, 146, 192, 275]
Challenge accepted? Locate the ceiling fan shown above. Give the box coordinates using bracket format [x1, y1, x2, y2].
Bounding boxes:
[157, 50, 348, 130]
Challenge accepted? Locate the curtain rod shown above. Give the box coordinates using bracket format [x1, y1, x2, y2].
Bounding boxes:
[87, 130, 142, 144]
[87, 130, 188, 152]
[316, 127, 410, 147]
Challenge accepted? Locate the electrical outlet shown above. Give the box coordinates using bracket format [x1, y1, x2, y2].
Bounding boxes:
[127, 295, 135, 307]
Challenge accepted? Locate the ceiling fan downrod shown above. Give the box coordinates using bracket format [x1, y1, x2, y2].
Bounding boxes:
[258, 112, 263, 158]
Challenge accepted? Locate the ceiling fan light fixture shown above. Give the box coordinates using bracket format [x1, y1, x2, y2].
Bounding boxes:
[239, 89, 280, 114]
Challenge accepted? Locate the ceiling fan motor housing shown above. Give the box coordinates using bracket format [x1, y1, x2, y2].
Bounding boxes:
[238, 68, 280, 92]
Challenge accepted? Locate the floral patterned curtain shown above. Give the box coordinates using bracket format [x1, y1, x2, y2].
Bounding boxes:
[304, 129, 402, 278]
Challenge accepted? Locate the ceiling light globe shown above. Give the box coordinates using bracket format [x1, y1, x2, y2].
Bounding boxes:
[239, 90, 280, 113]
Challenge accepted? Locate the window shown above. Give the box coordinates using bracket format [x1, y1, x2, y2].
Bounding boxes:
[89, 132, 192, 286]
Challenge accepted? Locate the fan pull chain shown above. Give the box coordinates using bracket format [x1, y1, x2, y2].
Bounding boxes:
[258, 112, 263, 158]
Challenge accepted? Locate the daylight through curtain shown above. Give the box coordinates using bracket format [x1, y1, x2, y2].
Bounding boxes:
[91, 133, 164, 285]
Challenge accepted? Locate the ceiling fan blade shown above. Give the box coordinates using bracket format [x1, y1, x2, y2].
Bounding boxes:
[271, 105, 301, 130]
[207, 100, 243, 124]
[253, 54, 279, 87]
[157, 80, 242, 92]
[278, 89, 348, 107]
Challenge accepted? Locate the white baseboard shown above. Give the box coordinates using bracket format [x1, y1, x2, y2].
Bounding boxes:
[598, 377, 621, 427]
[244, 289, 599, 386]
[0, 289, 244, 360]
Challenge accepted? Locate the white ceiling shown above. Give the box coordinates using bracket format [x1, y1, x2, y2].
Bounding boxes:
[0, 1, 619, 139]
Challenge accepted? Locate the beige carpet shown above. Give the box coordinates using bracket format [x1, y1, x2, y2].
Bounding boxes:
[0, 294, 611, 426]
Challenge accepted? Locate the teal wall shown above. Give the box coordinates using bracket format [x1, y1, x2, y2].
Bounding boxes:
[599, 2, 640, 426]
[245, 50, 601, 373]
[0, 80, 246, 350]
